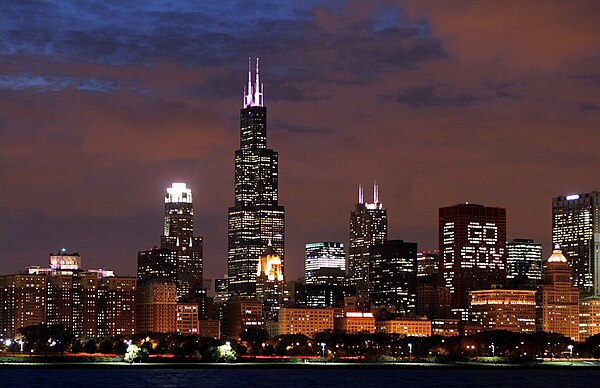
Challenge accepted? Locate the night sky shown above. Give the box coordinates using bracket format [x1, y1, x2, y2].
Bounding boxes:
[1, 1, 599, 281]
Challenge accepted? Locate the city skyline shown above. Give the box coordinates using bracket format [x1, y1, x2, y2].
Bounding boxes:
[1, 1, 599, 282]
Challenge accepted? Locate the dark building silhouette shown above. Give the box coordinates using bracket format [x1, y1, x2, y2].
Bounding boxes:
[438, 203, 507, 321]
[228, 58, 285, 297]
[416, 251, 440, 318]
[369, 240, 417, 316]
[294, 283, 356, 308]
[349, 183, 387, 296]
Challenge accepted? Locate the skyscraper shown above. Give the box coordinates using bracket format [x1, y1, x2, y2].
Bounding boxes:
[438, 203, 507, 321]
[506, 239, 543, 285]
[536, 245, 580, 341]
[552, 192, 600, 295]
[161, 183, 203, 299]
[228, 58, 285, 297]
[349, 183, 387, 296]
[256, 244, 284, 320]
[369, 240, 417, 316]
[138, 183, 203, 300]
[305, 242, 346, 284]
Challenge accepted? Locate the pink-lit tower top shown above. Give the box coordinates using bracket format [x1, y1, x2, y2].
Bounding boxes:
[243, 57, 264, 108]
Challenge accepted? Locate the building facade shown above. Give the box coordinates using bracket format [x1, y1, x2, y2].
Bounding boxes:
[228, 59, 285, 297]
[506, 239, 543, 285]
[277, 307, 334, 337]
[334, 311, 376, 333]
[0, 251, 135, 338]
[136, 279, 177, 334]
[438, 203, 507, 321]
[580, 296, 600, 340]
[375, 318, 432, 337]
[138, 183, 203, 301]
[305, 242, 346, 284]
[469, 289, 536, 333]
[369, 240, 417, 316]
[349, 183, 388, 296]
[221, 296, 263, 338]
[552, 192, 600, 295]
[537, 246, 580, 341]
[256, 244, 284, 320]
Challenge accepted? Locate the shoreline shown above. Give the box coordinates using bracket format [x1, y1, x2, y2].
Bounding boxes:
[1, 360, 599, 369]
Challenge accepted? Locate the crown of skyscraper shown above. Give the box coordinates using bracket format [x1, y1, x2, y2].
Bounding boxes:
[165, 183, 192, 204]
[243, 57, 264, 108]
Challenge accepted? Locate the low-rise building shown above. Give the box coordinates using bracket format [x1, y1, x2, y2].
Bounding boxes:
[199, 319, 220, 338]
[376, 318, 432, 337]
[177, 302, 199, 334]
[579, 296, 600, 340]
[335, 311, 375, 333]
[222, 296, 263, 338]
[278, 307, 334, 337]
[469, 289, 536, 333]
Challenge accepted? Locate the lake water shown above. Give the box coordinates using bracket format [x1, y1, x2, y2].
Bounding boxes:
[2, 365, 599, 387]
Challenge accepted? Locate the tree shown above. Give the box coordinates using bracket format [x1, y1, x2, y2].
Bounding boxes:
[84, 339, 97, 354]
[17, 323, 74, 355]
[124, 344, 148, 363]
[98, 339, 114, 354]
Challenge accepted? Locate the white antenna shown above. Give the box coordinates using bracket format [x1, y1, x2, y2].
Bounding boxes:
[374, 181, 379, 203]
[358, 184, 364, 204]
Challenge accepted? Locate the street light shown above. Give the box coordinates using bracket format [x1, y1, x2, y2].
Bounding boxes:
[320, 343, 326, 359]
[408, 343, 412, 358]
[490, 343, 495, 357]
[567, 344, 574, 359]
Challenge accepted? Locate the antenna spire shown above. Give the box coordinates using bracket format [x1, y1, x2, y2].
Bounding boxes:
[358, 184, 364, 204]
[243, 57, 264, 108]
[374, 181, 379, 203]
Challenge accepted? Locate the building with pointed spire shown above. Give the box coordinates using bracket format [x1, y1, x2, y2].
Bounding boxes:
[228, 59, 285, 297]
[349, 182, 388, 296]
[536, 244, 580, 341]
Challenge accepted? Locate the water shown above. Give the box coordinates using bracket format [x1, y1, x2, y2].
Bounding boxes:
[2, 365, 599, 387]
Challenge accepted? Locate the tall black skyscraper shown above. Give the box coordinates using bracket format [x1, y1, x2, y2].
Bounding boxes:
[349, 183, 388, 296]
[369, 240, 417, 316]
[228, 59, 285, 296]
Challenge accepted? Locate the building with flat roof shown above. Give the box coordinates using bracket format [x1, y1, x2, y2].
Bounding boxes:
[469, 288, 536, 333]
[136, 279, 177, 334]
[553, 192, 600, 296]
[278, 307, 334, 337]
[222, 296, 263, 338]
[580, 296, 600, 340]
[369, 240, 417, 316]
[438, 203, 507, 321]
[334, 311, 375, 333]
[506, 239, 543, 286]
[305, 242, 345, 284]
[376, 318, 432, 337]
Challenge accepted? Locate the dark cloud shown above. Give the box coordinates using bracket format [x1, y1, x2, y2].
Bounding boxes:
[394, 85, 484, 108]
[580, 103, 600, 111]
